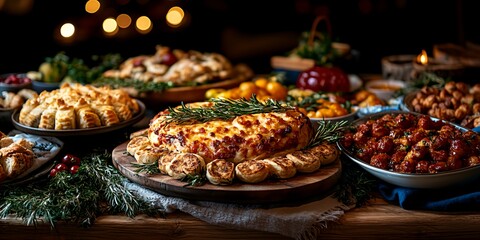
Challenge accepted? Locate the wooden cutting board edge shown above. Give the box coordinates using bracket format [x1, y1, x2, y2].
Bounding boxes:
[112, 141, 342, 204]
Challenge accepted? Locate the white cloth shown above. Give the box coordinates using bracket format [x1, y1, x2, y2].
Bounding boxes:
[125, 181, 353, 240]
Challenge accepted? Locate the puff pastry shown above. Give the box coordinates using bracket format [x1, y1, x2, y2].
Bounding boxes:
[235, 160, 269, 183]
[18, 83, 140, 130]
[263, 156, 297, 179]
[205, 159, 235, 185]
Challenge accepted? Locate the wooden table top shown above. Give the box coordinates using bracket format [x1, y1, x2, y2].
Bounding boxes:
[1, 196, 479, 240]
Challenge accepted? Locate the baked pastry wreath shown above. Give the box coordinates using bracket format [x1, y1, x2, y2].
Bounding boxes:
[127, 97, 345, 185]
[18, 83, 140, 130]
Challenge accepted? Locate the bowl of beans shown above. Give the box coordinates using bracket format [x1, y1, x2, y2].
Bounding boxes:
[338, 110, 480, 189]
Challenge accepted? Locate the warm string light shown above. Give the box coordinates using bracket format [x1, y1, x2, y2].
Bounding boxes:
[58, 3, 186, 42]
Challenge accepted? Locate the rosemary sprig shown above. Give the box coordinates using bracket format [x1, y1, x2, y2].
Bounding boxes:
[333, 156, 377, 207]
[166, 95, 294, 124]
[306, 119, 349, 149]
[93, 77, 175, 92]
[131, 161, 160, 175]
[0, 152, 162, 228]
[181, 174, 207, 187]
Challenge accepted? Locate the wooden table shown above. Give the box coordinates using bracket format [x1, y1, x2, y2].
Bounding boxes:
[1, 196, 479, 239]
[1, 76, 479, 239]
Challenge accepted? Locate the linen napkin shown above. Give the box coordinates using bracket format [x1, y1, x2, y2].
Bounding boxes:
[125, 181, 354, 240]
[378, 179, 480, 211]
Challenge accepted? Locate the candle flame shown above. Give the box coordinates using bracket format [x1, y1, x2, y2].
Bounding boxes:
[417, 49, 428, 65]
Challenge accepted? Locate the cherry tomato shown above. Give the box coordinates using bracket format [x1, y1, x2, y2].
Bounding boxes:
[61, 154, 81, 166]
[55, 163, 68, 172]
[70, 165, 80, 174]
[296, 66, 350, 92]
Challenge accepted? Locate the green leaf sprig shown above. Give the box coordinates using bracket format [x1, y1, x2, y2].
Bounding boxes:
[93, 77, 175, 92]
[0, 152, 162, 228]
[333, 156, 377, 207]
[131, 161, 160, 175]
[306, 119, 349, 149]
[165, 95, 294, 124]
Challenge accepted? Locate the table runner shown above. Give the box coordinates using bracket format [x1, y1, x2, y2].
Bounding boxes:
[125, 181, 354, 240]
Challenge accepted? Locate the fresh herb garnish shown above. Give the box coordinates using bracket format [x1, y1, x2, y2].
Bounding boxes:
[131, 161, 160, 175]
[333, 156, 377, 207]
[93, 77, 175, 92]
[165, 95, 294, 124]
[306, 119, 349, 148]
[181, 174, 207, 187]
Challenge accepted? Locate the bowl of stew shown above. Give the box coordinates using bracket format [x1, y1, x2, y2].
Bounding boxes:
[338, 110, 480, 189]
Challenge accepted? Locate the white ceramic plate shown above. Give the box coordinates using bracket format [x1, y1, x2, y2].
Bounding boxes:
[337, 110, 480, 189]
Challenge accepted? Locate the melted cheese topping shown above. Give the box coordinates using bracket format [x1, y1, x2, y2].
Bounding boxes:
[149, 109, 313, 163]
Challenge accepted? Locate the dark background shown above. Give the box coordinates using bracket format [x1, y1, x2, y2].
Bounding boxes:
[0, 0, 478, 75]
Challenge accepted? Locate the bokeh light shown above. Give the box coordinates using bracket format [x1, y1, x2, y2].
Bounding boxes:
[166, 6, 184, 26]
[116, 13, 132, 28]
[60, 23, 75, 38]
[103, 17, 118, 33]
[85, 0, 100, 14]
[135, 15, 152, 34]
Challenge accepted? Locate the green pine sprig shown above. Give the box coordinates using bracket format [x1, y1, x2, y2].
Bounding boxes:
[131, 161, 160, 175]
[0, 151, 163, 228]
[306, 119, 349, 149]
[333, 156, 377, 207]
[165, 95, 294, 124]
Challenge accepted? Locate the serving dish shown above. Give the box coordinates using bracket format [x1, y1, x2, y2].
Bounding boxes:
[11, 100, 146, 137]
[338, 110, 480, 189]
[1, 131, 63, 186]
[135, 75, 248, 105]
[0, 73, 32, 93]
[112, 141, 341, 204]
[365, 79, 405, 101]
[31, 80, 61, 93]
[310, 107, 358, 125]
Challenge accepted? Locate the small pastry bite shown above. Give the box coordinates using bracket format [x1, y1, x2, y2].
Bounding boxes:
[286, 150, 321, 173]
[126, 136, 151, 156]
[262, 156, 297, 179]
[75, 98, 101, 129]
[93, 104, 120, 126]
[158, 151, 177, 175]
[206, 159, 235, 185]
[0, 143, 34, 179]
[165, 153, 205, 180]
[55, 99, 76, 130]
[235, 160, 269, 183]
[38, 107, 56, 129]
[307, 142, 339, 165]
[134, 146, 165, 164]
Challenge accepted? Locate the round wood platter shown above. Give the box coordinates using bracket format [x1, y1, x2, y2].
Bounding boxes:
[112, 141, 342, 204]
[135, 65, 253, 105]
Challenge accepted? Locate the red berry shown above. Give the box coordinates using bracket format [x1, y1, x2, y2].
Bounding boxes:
[49, 168, 58, 177]
[61, 154, 81, 166]
[70, 165, 80, 174]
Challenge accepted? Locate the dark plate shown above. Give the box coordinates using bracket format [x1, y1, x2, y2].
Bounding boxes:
[337, 110, 480, 189]
[11, 99, 146, 137]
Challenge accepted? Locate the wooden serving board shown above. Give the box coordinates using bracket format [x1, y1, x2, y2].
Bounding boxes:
[112, 141, 342, 204]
